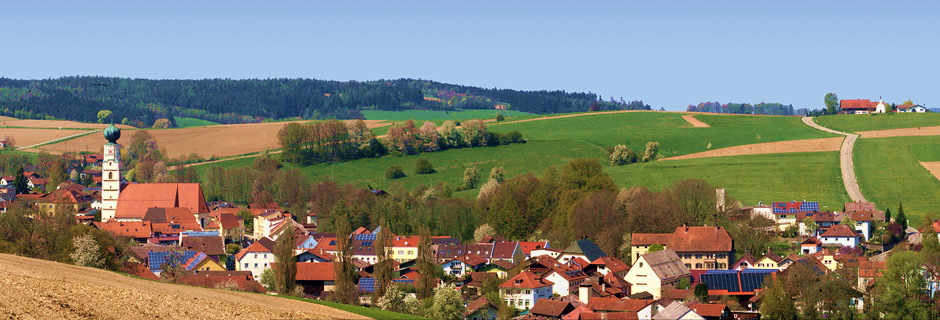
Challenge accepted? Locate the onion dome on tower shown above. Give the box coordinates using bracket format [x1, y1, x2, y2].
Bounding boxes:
[104, 124, 121, 143]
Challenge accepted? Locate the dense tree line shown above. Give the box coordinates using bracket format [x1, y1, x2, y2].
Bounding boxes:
[0, 77, 649, 127]
[278, 119, 524, 165]
[686, 101, 797, 116]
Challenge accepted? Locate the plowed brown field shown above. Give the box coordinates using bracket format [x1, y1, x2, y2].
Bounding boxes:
[0, 254, 366, 320]
[0, 128, 93, 149]
[661, 137, 844, 160]
[857, 126, 940, 138]
[920, 162, 940, 182]
[37, 120, 389, 159]
[0, 119, 134, 129]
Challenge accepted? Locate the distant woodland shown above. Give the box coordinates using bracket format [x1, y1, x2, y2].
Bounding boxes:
[686, 101, 806, 116]
[0, 77, 650, 127]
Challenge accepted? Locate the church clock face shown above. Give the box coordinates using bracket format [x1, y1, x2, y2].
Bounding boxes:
[107, 148, 114, 155]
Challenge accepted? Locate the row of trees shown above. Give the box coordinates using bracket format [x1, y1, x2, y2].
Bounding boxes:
[686, 101, 798, 116]
[384, 119, 523, 156]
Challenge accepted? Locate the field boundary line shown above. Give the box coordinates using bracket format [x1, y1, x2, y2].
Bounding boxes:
[17, 130, 99, 150]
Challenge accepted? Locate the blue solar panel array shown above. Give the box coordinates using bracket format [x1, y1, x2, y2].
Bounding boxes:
[358, 278, 376, 293]
[185, 252, 208, 271]
[356, 233, 377, 241]
[700, 269, 776, 293]
[182, 231, 220, 237]
[771, 201, 820, 214]
[149, 251, 198, 271]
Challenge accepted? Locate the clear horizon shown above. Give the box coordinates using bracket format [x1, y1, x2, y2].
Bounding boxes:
[4, 0, 938, 111]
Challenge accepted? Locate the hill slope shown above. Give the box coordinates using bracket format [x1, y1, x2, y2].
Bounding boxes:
[0, 254, 366, 320]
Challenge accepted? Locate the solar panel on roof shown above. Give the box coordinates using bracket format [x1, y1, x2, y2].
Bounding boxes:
[355, 234, 377, 241]
[358, 278, 376, 293]
[148, 251, 198, 270]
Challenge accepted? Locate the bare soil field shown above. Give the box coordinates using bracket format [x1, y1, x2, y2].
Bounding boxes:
[0, 119, 134, 130]
[681, 114, 710, 127]
[920, 162, 940, 182]
[0, 254, 366, 320]
[37, 120, 389, 159]
[857, 126, 940, 138]
[661, 137, 844, 160]
[0, 128, 94, 149]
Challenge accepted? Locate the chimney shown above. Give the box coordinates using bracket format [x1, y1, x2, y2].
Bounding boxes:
[579, 283, 591, 304]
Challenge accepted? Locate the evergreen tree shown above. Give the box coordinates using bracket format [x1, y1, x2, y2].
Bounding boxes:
[273, 224, 297, 295]
[12, 166, 28, 194]
[332, 202, 358, 305]
[897, 202, 908, 232]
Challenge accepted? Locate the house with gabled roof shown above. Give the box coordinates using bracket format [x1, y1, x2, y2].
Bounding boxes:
[559, 239, 607, 264]
[234, 241, 275, 281]
[389, 235, 420, 262]
[209, 210, 244, 240]
[586, 256, 631, 278]
[820, 224, 860, 248]
[700, 268, 776, 297]
[440, 253, 487, 278]
[631, 226, 734, 270]
[858, 258, 886, 293]
[296, 261, 336, 296]
[95, 220, 153, 241]
[800, 237, 822, 255]
[464, 295, 499, 320]
[519, 241, 551, 259]
[148, 250, 198, 275]
[753, 251, 787, 270]
[492, 241, 524, 264]
[543, 262, 590, 297]
[530, 299, 575, 319]
[500, 271, 554, 311]
[731, 253, 756, 271]
[689, 304, 731, 320]
[585, 296, 655, 317]
[625, 250, 691, 299]
[296, 248, 334, 263]
[184, 252, 226, 272]
[653, 301, 704, 320]
[840, 99, 882, 114]
[112, 183, 209, 222]
[180, 234, 225, 262]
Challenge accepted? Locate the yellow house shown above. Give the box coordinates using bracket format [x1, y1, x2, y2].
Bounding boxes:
[390, 235, 420, 262]
[185, 253, 226, 272]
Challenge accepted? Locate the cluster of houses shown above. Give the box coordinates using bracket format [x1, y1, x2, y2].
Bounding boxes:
[840, 98, 927, 114]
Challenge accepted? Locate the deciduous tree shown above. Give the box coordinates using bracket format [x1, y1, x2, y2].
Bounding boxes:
[274, 225, 297, 295]
[332, 202, 358, 305]
[70, 233, 103, 268]
[824, 93, 839, 115]
[426, 283, 465, 320]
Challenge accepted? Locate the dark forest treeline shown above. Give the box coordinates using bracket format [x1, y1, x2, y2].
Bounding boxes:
[0, 77, 650, 127]
[686, 101, 799, 116]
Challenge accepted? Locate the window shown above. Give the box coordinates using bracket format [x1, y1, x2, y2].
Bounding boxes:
[685, 264, 692, 268]
[254, 254, 257, 259]
[639, 262, 644, 268]
[244, 263, 248, 268]
[264, 263, 268, 267]
[108, 172, 113, 179]
[254, 263, 258, 268]
[695, 254, 702, 259]
[409, 250, 414, 255]
[695, 263, 703, 269]
[525, 289, 531, 294]
[717, 254, 725, 259]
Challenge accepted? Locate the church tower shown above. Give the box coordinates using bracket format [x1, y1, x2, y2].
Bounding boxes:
[101, 123, 122, 222]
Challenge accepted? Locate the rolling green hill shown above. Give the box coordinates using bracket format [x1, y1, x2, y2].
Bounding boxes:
[195, 111, 846, 208]
[813, 113, 940, 133]
[362, 109, 533, 121]
[174, 117, 219, 128]
[854, 136, 940, 227]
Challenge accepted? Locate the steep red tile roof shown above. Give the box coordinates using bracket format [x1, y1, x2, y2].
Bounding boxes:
[38, 188, 93, 204]
[234, 241, 271, 262]
[314, 237, 337, 252]
[123, 262, 159, 281]
[391, 235, 420, 247]
[844, 202, 877, 212]
[518, 241, 550, 256]
[668, 226, 733, 252]
[531, 299, 573, 318]
[690, 304, 729, 317]
[96, 221, 152, 239]
[216, 213, 242, 230]
[500, 271, 554, 289]
[454, 253, 488, 267]
[115, 183, 209, 219]
[492, 242, 519, 260]
[181, 236, 225, 256]
[801, 237, 822, 246]
[820, 224, 859, 238]
[299, 248, 334, 261]
[858, 259, 886, 278]
[588, 297, 652, 312]
[841, 99, 878, 111]
[296, 262, 335, 281]
[590, 256, 630, 273]
[631, 233, 672, 246]
[464, 296, 499, 317]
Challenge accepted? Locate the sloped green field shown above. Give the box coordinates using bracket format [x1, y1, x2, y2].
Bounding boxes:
[813, 112, 940, 133]
[854, 136, 940, 227]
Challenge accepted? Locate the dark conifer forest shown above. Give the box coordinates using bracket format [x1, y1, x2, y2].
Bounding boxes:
[0, 77, 650, 127]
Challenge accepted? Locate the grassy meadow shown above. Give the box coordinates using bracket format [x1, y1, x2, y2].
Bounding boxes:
[174, 117, 219, 128]
[854, 136, 940, 227]
[813, 112, 940, 133]
[488, 112, 838, 157]
[362, 109, 533, 121]
[607, 152, 850, 209]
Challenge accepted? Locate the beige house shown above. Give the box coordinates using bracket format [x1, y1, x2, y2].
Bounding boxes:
[632, 226, 734, 270]
[625, 249, 691, 299]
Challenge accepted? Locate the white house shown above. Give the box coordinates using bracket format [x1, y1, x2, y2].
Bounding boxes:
[499, 271, 554, 311]
[820, 225, 860, 248]
[440, 254, 487, 278]
[874, 99, 887, 113]
[625, 250, 691, 299]
[234, 241, 276, 281]
[542, 265, 589, 297]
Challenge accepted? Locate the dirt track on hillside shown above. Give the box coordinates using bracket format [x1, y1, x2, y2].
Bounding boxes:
[857, 126, 940, 138]
[0, 254, 366, 320]
[661, 137, 843, 160]
[0, 128, 93, 149]
[681, 115, 710, 127]
[35, 120, 390, 160]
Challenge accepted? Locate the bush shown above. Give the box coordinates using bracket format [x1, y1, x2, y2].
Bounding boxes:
[496, 113, 505, 121]
[415, 158, 435, 174]
[386, 165, 406, 179]
[609, 144, 637, 166]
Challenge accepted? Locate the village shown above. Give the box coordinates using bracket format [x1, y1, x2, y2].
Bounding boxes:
[0, 123, 936, 320]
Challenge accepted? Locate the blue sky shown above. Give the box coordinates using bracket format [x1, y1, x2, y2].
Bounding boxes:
[4, 1, 938, 111]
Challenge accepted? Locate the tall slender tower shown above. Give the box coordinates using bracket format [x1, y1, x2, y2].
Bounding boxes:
[101, 123, 122, 222]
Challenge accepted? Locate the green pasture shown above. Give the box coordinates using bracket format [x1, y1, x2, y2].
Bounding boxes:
[488, 112, 838, 157]
[813, 112, 940, 133]
[174, 117, 219, 128]
[607, 152, 850, 209]
[362, 109, 533, 121]
[854, 136, 940, 227]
